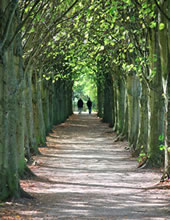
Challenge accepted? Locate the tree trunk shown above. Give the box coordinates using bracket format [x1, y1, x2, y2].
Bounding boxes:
[15, 33, 26, 176]
[115, 79, 128, 141]
[32, 71, 46, 146]
[158, 0, 170, 177]
[136, 80, 148, 155]
[42, 80, 51, 134]
[97, 79, 104, 118]
[127, 74, 140, 152]
[103, 72, 113, 126]
[0, 1, 21, 199]
[0, 51, 10, 200]
[147, 28, 164, 167]
[167, 76, 170, 176]
[117, 78, 126, 135]
[7, 41, 19, 198]
[25, 68, 37, 156]
[67, 81, 73, 116]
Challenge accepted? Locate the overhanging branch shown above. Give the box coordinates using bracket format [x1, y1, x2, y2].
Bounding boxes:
[0, 0, 18, 51]
[154, 0, 170, 21]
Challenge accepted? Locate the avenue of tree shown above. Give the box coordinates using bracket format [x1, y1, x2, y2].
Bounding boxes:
[0, 0, 169, 201]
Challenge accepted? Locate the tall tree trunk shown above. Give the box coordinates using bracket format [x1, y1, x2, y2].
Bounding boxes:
[55, 81, 61, 124]
[67, 81, 73, 116]
[127, 74, 140, 153]
[0, 1, 22, 199]
[42, 80, 50, 134]
[117, 78, 126, 135]
[147, 28, 164, 167]
[97, 79, 104, 118]
[0, 51, 10, 200]
[115, 79, 128, 141]
[103, 72, 113, 126]
[167, 76, 170, 176]
[53, 83, 58, 125]
[58, 80, 65, 123]
[113, 85, 118, 132]
[7, 43, 19, 198]
[136, 81, 148, 155]
[32, 71, 46, 146]
[25, 68, 37, 156]
[15, 33, 26, 176]
[158, 0, 170, 178]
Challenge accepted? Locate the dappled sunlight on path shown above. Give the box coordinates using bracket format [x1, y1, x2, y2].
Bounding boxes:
[1, 113, 170, 219]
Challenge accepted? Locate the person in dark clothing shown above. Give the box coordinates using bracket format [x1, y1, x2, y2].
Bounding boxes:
[87, 98, 92, 114]
[77, 98, 83, 114]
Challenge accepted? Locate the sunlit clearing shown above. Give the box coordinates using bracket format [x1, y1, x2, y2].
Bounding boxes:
[73, 67, 97, 112]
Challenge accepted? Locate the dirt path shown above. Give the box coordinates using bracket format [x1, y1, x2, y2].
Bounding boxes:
[0, 113, 170, 219]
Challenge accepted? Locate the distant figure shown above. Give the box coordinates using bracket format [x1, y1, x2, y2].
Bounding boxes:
[87, 98, 92, 114]
[77, 98, 84, 114]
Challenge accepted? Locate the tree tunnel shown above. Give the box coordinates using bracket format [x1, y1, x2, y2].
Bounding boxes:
[0, 0, 169, 201]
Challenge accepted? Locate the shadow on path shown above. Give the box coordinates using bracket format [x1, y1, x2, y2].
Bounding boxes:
[1, 113, 170, 219]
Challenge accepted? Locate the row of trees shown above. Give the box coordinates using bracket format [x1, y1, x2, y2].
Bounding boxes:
[0, 0, 75, 200]
[93, 0, 170, 178]
[63, 0, 170, 177]
[0, 0, 169, 201]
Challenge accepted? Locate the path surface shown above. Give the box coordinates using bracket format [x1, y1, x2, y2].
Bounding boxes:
[1, 113, 170, 219]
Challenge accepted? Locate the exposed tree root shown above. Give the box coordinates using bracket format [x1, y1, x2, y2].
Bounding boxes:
[39, 142, 47, 148]
[7, 186, 34, 202]
[138, 160, 147, 168]
[19, 187, 34, 200]
[124, 146, 130, 150]
[144, 180, 170, 190]
[138, 158, 153, 169]
[114, 134, 126, 142]
[31, 148, 42, 155]
[21, 166, 36, 180]
[160, 172, 169, 182]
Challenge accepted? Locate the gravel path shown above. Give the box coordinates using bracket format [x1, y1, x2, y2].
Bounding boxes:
[1, 113, 169, 219]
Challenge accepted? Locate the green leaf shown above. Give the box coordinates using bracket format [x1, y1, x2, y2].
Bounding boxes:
[46, 77, 50, 81]
[149, 21, 157, 29]
[130, 16, 135, 22]
[159, 23, 165, 30]
[159, 144, 165, 151]
[110, 6, 117, 15]
[29, 27, 35, 33]
[159, 135, 164, 141]
[36, 14, 41, 21]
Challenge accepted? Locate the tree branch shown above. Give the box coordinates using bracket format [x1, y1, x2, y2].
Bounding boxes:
[24, 0, 81, 68]
[53, 0, 80, 25]
[154, 0, 170, 21]
[7, 0, 42, 49]
[0, 0, 18, 51]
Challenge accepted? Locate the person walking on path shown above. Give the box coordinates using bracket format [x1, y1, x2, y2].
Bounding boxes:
[77, 98, 84, 114]
[87, 98, 92, 114]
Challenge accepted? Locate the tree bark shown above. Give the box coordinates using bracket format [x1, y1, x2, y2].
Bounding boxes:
[25, 67, 37, 156]
[97, 79, 104, 118]
[0, 0, 21, 199]
[158, 0, 170, 177]
[103, 72, 113, 126]
[127, 74, 140, 152]
[136, 80, 148, 155]
[15, 32, 26, 176]
[147, 27, 164, 167]
[117, 78, 126, 135]
[32, 71, 46, 146]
